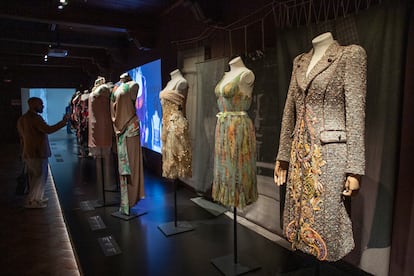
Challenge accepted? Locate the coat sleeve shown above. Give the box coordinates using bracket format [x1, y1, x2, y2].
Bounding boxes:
[344, 45, 367, 175]
[34, 114, 67, 134]
[276, 57, 298, 162]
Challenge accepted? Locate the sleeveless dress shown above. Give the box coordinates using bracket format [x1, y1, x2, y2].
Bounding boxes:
[160, 89, 192, 179]
[111, 81, 145, 215]
[212, 72, 258, 209]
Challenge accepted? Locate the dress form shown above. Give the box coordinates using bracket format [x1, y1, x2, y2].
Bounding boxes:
[164, 69, 187, 91]
[89, 76, 115, 205]
[111, 73, 145, 217]
[306, 32, 335, 76]
[159, 68, 192, 179]
[220, 56, 254, 97]
[161, 69, 188, 114]
[274, 32, 360, 196]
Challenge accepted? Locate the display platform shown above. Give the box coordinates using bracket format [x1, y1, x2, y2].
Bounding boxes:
[47, 131, 373, 276]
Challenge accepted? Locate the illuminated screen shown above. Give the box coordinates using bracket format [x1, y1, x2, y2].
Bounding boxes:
[128, 59, 162, 153]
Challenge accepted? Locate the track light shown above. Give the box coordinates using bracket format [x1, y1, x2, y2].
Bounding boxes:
[58, 0, 68, 9]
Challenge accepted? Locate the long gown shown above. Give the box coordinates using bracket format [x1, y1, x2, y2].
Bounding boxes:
[111, 81, 145, 215]
[212, 72, 258, 209]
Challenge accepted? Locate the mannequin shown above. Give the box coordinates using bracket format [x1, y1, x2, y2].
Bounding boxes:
[159, 69, 192, 179]
[158, 69, 193, 236]
[111, 72, 145, 216]
[220, 56, 254, 97]
[274, 32, 360, 195]
[88, 76, 115, 205]
[211, 56, 259, 273]
[274, 32, 367, 261]
[212, 56, 258, 209]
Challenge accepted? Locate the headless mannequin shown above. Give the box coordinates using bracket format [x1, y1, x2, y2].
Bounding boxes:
[162, 69, 188, 116]
[274, 32, 360, 196]
[89, 77, 115, 202]
[220, 56, 255, 97]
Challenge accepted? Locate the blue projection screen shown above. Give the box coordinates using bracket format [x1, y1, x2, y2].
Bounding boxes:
[128, 59, 162, 153]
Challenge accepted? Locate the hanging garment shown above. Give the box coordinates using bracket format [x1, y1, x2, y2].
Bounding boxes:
[277, 41, 367, 261]
[212, 72, 258, 209]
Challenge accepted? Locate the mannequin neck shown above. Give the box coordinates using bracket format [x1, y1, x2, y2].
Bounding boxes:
[312, 32, 334, 58]
[306, 32, 335, 77]
[229, 56, 246, 71]
[170, 69, 183, 80]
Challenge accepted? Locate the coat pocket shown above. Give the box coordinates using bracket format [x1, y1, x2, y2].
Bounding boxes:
[320, 130, 347, 144]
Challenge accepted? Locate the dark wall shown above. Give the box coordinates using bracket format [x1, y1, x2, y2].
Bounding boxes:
[390, 6, 414, 276]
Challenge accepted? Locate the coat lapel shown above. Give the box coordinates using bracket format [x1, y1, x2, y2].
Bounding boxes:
[296, 41, 343, 92]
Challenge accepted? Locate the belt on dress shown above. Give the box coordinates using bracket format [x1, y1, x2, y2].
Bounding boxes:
[216, 111, 247, 123]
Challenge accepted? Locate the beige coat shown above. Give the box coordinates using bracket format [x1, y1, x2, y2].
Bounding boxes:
[277, 41, 367, 261]
[17, 111, 66, 159]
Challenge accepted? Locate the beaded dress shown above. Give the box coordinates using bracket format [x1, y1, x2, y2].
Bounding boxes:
[212, 71, 258, 209]
[160, 81, 192, 179]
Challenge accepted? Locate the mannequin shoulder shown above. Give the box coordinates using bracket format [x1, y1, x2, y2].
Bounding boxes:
[127, 81, 139, 91]
[240, 69, 255, 85]
[343, 44, 367, 60]
[176, 79, 188, 91]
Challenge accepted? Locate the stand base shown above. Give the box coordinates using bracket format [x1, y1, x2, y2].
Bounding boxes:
[211, 255, 260, 276]
[92, 199, 119, 208]
[158, 221, 194, 236]
[111, 209, 147, 221]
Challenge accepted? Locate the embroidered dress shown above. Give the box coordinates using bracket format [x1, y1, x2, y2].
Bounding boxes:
[111, 82, 145, 215]
[277, 42, 366, 261]
[160, 90, 192, 179]
[212, 73, 258, 209]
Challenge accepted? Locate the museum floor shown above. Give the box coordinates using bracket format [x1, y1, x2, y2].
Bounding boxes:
[0, 130, 373, 276]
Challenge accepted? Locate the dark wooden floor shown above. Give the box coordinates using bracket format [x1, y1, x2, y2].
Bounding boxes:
[1, 130, 373, 276]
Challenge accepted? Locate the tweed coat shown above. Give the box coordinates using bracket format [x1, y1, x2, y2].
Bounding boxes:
[276, 41, 366, 261]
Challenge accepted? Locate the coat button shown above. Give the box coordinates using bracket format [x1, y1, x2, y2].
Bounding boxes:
[328, 58, 332, 62]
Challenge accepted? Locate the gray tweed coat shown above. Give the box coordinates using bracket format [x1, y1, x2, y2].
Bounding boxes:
[276, 41, 366, 261]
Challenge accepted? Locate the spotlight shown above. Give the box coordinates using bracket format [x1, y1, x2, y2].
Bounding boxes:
[44, 54, 48, 62]
[58, 0, 68, 9]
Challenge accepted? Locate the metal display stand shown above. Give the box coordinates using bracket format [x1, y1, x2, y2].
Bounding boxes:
[158, 179, 195, 236]
[92, 156, 118, 208]
[111, 208, 147, 221]
[111, 173, 147, 221]
[211, 207, 260, 276]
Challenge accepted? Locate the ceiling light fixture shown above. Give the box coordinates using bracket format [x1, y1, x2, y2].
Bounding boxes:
[58, 0, 68, 9]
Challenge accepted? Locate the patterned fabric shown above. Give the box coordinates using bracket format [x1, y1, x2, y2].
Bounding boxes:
[160, 90, 192, 179]
[212, 72, 258, 209]
[116, 118, 140, 215]
[117, 118, 140, 175]
[277, 41, 367, 261]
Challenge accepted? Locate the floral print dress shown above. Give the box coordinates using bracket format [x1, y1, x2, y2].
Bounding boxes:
[212, 72, 258, 209]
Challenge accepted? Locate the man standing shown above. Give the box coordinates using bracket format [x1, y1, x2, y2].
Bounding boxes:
[17, 97, 69, 208]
